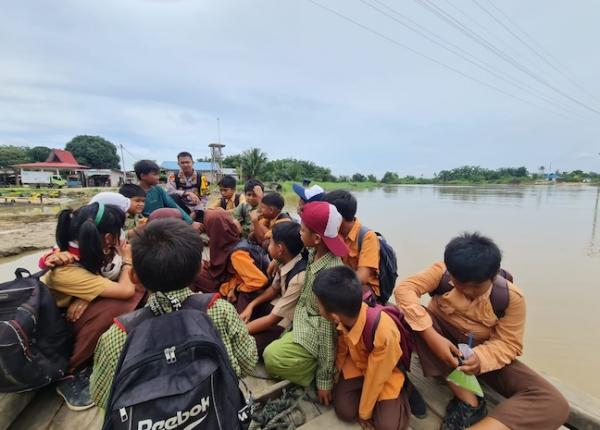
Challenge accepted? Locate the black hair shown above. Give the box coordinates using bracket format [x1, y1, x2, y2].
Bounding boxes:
[119, 183, 146, 199]
[444, 232, 502, 283]
[262, 192, 285, 211]
[177, 151, 193, 160]
[312, 266, 362, 317]
[272, 222, 303, 256]
[131, 218, 203, 292]
[324, 190, 357, 222]
[218, 175, 237, 189]
[244, 178, 264, 194]
[134, 160, 160, 180]
[56, 203, 125, 274]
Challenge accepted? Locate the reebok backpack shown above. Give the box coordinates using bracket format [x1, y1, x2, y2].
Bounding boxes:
[0, 268, 72, 392]
[103, 293, 252, 430]
[357, 226, 398, 304]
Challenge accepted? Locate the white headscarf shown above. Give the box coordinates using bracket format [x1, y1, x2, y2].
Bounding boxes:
[90, 192, 131, 213]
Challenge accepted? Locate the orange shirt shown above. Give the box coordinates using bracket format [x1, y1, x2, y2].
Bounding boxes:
[342, 219, 380, 296]
[219, 250, 268, 296]
[394, 262, 525, 374]
[336, 303, 405, 420]
[259, 213, 292, 240]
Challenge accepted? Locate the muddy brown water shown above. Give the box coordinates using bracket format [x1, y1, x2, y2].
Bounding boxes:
[1, 184, 599, 398]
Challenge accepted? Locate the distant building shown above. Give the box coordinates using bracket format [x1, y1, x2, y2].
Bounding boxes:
[83, 168, 125, 187]
[13, 149, 88, 186]
[221, 168, 239, 180]
[545, 172, 561, 181]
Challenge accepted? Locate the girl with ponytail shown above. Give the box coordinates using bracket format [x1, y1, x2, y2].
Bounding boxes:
[42, 202, 145, 411]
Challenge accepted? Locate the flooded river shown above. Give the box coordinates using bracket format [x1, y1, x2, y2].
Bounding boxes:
[1, 184, 599, 397]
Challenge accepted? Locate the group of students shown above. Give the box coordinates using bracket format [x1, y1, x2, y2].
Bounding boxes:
[35, 151, 570, 430]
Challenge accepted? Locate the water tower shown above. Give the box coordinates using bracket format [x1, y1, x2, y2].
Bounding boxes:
[208, 143, 225, 181]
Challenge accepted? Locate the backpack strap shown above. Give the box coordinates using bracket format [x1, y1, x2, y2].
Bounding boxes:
[183, 292, 221, 312]
[283, 256, 308, 290]
[361, 305, 382, 353]
[174, 173, 181, 190]
[357, 225, 370, 251]
[114, 307, 154, 334]
[431, 271, 510, 318]
[235, 193, 241, 207]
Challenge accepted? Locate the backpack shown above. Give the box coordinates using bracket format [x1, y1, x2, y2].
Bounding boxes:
[430, 269, 514, 318]
[357, 226, 398, 304]
[103, 293, 252, 430]
[283, 255, 308, 290]
[361, 299, 414, 371]
[0, 268, 72, 393]
[233, 239, 271, 275]
[221, 193, 241, 210]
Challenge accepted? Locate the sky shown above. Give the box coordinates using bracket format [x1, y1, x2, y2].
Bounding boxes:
[1, 0, 599, 177]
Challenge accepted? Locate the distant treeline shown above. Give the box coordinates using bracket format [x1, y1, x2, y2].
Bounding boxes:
[217, 148, 599, 185]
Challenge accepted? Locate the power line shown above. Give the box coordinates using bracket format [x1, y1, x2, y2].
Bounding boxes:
[304, 0, 571, 119]
[479, 0, 600, 104]
[360, 0, 581, 118]
[411, 0, 600, 116]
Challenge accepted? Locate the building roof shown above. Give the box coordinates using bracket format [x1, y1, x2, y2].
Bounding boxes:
[160, 161, 213, 171]
[13, 149, 88, 169]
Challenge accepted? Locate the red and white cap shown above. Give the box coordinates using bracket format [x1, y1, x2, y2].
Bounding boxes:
[300, 201, 349, 257]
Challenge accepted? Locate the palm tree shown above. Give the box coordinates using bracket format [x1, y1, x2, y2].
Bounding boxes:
[241, 148, 268, 179]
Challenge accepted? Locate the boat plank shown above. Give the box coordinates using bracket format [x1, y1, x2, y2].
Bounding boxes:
[8, 387, 63, 430]
[0, 392, 35, 430]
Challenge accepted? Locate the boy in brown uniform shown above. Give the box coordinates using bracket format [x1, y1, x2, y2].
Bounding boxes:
[315, 266, 410, 430]
[394, 233, 569, 430]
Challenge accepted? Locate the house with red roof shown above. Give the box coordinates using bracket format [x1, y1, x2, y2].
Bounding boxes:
[13, 149, 88, 170]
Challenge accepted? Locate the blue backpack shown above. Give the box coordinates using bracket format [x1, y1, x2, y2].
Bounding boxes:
[357, 226, 398, 304]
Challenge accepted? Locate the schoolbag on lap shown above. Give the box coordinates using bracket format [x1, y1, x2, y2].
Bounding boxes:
[103, 293, 252, 430]
[357, 226, 399, 304]
[0, 268, 72, 392]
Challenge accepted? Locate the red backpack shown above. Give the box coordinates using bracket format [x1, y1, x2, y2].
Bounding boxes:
[361, 294, 414, 371]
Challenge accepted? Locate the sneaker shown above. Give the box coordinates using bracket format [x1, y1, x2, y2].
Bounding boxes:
[441, 397, 487, 430]
[405, 378, 427, 419]
[55, 369, 94, 411]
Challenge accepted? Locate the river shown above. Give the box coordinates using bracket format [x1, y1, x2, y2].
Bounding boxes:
[1, 184, 599, 397]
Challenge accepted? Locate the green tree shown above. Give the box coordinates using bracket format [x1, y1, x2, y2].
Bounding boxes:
[352, 173, 367, 182]
[222, 154, 242, 169]
[28, 146, 52, 162]
[65, 135, 120, 169]
[367, 174, 377, 182]
[381, 171, 400, 184]
[0, 145, 31, 167]
[240, 148, 268, 179]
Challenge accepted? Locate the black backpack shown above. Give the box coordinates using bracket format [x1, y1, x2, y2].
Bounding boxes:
[103, 293, 252, 430]
[357, 226, 399, 304]
[0, 268, 72, 393]
[221, 193, 241, 210]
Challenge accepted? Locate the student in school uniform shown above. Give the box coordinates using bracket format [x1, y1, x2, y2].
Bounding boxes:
[233, 178, 264, 239]
[314, 266, 410, 430]
[240, 222, 307, 355]
[250, 192, 292, 249]
[263, 201, 349, 406]
[209, 175, 245, 211]
[324, 190, 381, 298]
[394, 232, 569, 430]
[90, 218, 257, 410]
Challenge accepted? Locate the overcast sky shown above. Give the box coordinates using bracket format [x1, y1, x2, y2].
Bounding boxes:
[1, 0, 599, 176]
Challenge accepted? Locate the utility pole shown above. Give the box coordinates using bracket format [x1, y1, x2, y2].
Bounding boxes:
[120, 144, 127, 183]
[217, 117, 221, 144]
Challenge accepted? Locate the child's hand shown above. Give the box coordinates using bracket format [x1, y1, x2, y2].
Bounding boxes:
[227, 288, 237, 303]
[253, 185, 264, 201]
[358, 419, 375, 430]
[267, 260, 278, 279]
[422, 328, 460, 369]
[239, 306, 253, 323]
[66, 299, 90, 322]
[120, 242, 133, 262]
[44, 251, 78, 268]
[458, 351, 481, 375]
[317, 389, 332, 406]
[250, 210, 260, 223]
